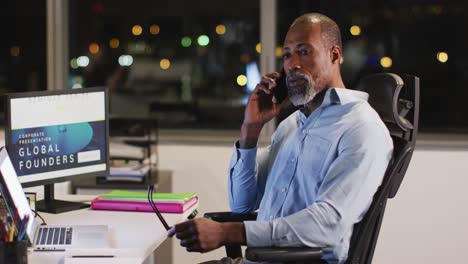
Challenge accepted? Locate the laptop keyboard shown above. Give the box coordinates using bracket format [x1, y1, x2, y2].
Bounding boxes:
[36, 227, 73, 246]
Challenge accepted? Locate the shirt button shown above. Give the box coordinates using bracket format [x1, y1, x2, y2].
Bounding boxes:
[282, 187, 287, 193]
[302, 129, 306, 134]
[269, 215, 274, 220]
[290, 157, 296, 163]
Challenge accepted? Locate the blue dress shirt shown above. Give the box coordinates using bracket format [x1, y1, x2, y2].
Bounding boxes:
[228, 88, 393, 263]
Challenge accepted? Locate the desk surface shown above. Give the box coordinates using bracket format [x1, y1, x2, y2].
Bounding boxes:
[28, 194, 196, 264]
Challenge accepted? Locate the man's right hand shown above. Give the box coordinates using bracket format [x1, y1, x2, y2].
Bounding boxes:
[239, 72, 289, 148]
[244, 72, 288, 125]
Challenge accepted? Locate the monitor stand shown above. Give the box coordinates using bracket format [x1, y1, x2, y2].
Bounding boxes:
[35, 184, 89, 214]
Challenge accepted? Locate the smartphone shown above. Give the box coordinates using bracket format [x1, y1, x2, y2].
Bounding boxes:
[273, 69, 288, 103]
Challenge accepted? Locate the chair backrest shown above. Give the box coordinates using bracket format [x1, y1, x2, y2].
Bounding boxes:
[346, 73, 420, 264]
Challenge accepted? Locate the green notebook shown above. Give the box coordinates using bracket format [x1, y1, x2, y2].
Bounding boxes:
[99, 190, 197, 203]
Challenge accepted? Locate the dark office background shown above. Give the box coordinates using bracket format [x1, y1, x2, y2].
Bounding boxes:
[1, 0, 467, 132]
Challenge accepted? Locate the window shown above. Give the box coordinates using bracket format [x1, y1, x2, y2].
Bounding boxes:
[68, 0, 260, 129]
[277, 0, 467, 133]
[0, 1, 47, 94]
[4, 0, 467, 134]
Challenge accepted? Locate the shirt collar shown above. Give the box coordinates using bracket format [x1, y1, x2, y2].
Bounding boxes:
[322, 87, 369, 106]
[297, 88, 369, 123]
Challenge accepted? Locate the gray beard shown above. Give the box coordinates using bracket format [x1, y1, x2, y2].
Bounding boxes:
[287, 76, 318, 107]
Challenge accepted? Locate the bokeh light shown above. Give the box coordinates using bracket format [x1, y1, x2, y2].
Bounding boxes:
[150, 24, 160, 35]
[181, 37, 192, 47]
[109, 38, 120, 49]
[132, 25, 143, 36]
[70, 58, 78, 69]
[118, 55, 133, 66]
[197, 35, 210, 46]
[255, 43, 261, 53]
[89, 43, 99, 54]
[275, 47, 283, 57]
[237, 75, 247, 86]
[215, 24, 226, 35]
[350, 25, 361, 36]
[77, 56, 90, 67]
[160, 58, 171, 70]
[380, 57, 392, 68]
[437, 52, 448, 63]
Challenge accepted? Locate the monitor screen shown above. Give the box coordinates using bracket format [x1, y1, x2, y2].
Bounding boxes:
[4, 87, 109, 213]
[5, 87, 109, 188]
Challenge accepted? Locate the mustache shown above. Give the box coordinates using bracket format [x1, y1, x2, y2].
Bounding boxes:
[287, 70, 308, 79]
[286, 71, 311, 84]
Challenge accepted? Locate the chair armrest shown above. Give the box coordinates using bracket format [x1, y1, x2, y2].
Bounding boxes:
[204, 212, 257, 259]
[204, 212, 258, 222]
[204, 212, 324, 262]
[245, 247, 324, 263]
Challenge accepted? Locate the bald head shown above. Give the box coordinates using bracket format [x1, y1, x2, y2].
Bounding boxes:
[290, 13, 342, 50]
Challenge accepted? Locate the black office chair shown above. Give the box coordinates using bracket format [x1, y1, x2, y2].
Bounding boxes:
[204, 72, 420, 264]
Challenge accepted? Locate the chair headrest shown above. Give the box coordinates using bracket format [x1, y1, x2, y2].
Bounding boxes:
[355, 73, 413, 132]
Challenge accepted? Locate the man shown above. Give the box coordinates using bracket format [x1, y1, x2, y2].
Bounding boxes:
[169, 13, 393, 263]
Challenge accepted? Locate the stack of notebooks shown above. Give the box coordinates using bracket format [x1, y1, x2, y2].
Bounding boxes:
[91, 190, 198, 214]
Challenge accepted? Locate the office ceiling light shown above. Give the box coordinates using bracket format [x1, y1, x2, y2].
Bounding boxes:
[197, 35, 210, 46]
[437, 52, 448, 63]
[237, 75, 247, 86]
[350, 25, 361, 36]
[118, 55, 133, 66]
[76, 56, 90, 67]
[380, 57, 392, 68]
[132, 25, 143, 36]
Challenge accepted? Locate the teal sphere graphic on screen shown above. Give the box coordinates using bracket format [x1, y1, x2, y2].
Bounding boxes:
[43, 123, 93, 155]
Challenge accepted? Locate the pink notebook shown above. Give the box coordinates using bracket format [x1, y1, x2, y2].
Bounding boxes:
[91, 196, 198, 213]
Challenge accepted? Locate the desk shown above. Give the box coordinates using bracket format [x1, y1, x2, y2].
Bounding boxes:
[28, 195, 197, 264]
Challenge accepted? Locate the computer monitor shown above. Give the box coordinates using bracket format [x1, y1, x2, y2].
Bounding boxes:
[4, 87, 109, 213]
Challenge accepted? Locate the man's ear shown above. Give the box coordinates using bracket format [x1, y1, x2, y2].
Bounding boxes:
[330, 46, 342, 65]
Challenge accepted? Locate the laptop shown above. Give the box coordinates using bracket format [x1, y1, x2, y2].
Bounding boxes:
[0, 146, 110, 250]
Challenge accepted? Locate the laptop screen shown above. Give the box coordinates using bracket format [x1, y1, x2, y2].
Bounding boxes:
[0, 147, 34, 240]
